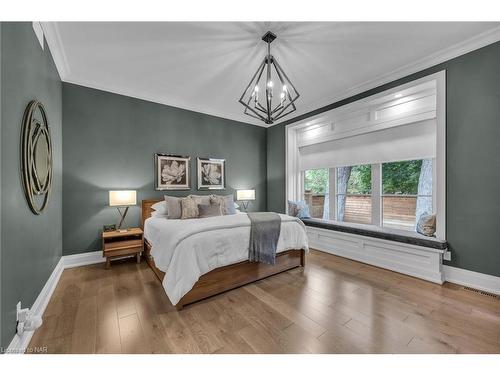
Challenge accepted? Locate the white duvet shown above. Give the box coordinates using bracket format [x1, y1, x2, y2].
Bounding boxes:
[144, 212, 309, 305]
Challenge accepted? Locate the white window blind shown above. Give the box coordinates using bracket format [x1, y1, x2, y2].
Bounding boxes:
[299, 119, 436, 170]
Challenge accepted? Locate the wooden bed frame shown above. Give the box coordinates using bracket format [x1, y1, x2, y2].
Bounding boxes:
[141, 199, 305, 310]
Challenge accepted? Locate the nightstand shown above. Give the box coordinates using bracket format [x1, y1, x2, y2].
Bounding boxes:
[102, 228, 143, 269]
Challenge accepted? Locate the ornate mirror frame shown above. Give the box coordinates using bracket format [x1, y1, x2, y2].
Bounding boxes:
[21, 100, 53, 214]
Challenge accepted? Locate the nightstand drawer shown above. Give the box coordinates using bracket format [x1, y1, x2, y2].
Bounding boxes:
[104, 238, 143, 251]
[104, 246, 142, 258]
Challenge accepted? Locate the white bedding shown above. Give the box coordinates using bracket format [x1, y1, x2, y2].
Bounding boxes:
[144, 212, 309, 305]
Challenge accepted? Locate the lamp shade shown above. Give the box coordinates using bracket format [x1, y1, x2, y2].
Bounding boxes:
[236, 189, 255, 201]
[109, 190, 137, 206]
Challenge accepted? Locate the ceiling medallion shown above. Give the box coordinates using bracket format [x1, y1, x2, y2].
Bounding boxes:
[239, 31, 300, 125]
[21, 100, 53, 214]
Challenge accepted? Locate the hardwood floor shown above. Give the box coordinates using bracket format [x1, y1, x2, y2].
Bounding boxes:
[28, 250, 500, 354]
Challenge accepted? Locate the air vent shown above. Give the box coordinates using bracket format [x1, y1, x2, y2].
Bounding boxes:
[462, 286, 499, 299]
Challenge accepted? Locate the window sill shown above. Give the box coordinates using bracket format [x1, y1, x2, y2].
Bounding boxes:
[301, 218, 447, 251]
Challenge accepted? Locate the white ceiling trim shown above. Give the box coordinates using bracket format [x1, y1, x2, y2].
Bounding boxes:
[41, 22, 71, 79]
[41, 23, 500, 128]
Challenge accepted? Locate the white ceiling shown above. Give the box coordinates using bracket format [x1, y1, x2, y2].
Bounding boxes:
[42, 22, 500, 127]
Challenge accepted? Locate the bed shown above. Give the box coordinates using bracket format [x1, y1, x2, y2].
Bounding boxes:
[141, 199, 309, 310]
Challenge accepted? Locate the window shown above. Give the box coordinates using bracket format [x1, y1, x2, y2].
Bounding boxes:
[303, 168, 329, 219]
[290, 72, 445, 239]
[382, 159, 432, 230]
[302, 160, 434, 233]
[336, 165, 371, 224]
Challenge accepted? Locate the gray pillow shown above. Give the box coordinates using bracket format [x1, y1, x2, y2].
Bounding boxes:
[198, 203, 222, 218]
[223, 195, 236, 215]
[416, 213, 436, 237]
[189, 194, 212, 206]
[211, 194, 236, 215]
[164, 195, 182, 219]
[180, 197, 199, 219]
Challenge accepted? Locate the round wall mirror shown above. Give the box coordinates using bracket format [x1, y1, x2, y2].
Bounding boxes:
[21, 100, 53, 214]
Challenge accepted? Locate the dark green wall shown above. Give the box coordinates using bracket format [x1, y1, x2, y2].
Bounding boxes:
[266, 41, 500, 277]
[1, 22, 63, 348]
[62, 83, 267, 255]
[266, 121, 286, 213]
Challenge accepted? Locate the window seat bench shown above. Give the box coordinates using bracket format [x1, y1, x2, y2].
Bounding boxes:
[301, 218, 447, 250]
[301, 218, 447, 284]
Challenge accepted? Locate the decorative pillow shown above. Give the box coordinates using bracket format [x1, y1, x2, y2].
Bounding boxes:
[188, 194, 212, 206]
[198, 203, 222, 218]
[164, 195, 182, 219]
[211, 194, 236, 215]
[151, 200, 168, 215]
[180, 197, 199, 219]
[288, 200, 308, 217]
[224, 195, 237, 215]
[416, 213, 436, 237]
[297, 205, 311, 219]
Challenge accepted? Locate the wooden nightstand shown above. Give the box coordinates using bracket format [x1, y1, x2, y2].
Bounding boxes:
[102, 228, 143, 269]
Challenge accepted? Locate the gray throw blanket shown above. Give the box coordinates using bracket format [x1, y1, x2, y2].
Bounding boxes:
[247, 212, 281, 265]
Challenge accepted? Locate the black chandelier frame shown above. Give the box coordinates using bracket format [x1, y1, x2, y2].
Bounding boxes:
[238, 31, 300, 125]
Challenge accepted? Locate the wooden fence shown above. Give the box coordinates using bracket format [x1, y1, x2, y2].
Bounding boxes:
[304, 193, 417, 229]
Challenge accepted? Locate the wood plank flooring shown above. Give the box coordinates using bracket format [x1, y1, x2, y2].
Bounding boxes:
[28, 250, 500, 354]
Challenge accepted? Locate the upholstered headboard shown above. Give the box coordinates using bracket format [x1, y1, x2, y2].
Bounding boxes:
[141, 198, 162, 228]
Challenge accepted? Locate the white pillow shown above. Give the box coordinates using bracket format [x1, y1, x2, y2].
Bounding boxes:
[151, 200, 168, 215]
[151, 211, 168, 218]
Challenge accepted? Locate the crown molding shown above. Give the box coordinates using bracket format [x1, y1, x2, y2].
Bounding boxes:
[40, 22, 500, 128]
[40, 22, 71, 80]
[274, 25, 500, 125]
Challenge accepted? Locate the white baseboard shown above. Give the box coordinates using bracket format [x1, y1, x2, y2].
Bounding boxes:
[443, 265, 500, 296]
[63, 250, 105, 269]
[6, 257, 65, 354]
[6, 251, 104, 354]
[307, 226, 445, 284]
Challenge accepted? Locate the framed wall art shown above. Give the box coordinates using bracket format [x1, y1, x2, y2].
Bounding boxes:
[197, 157, 225, 190]
[155, 153, 190, 190]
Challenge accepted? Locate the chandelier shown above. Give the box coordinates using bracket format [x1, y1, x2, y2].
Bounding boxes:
[239, 31, 300, 125]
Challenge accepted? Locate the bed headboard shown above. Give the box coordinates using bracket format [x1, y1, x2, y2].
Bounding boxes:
[141, 198, 163, 228]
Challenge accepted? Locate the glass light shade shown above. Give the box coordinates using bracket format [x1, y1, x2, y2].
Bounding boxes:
[109, 190, 137, 206]
[236, 189, 255, 201]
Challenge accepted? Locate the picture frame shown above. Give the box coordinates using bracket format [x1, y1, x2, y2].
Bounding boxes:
[155, 153, 191, 190]
[197, 157, 225, 190]
[103, 224, 116, 232]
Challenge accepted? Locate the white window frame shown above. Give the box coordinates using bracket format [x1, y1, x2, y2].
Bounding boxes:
[286, 71, 446, 240]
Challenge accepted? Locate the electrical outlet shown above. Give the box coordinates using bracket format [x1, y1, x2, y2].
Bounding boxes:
[443, 251, 452, 261]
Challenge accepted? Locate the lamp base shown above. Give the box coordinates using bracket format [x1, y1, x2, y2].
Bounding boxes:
[116, 206, 129, 232]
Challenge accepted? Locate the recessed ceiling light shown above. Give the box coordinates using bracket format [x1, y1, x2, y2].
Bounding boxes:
[394, 93, 403, 98]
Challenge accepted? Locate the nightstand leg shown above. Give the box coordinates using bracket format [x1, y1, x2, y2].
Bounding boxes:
[105, 258, 110, 269]
[136, 253, 141, 264]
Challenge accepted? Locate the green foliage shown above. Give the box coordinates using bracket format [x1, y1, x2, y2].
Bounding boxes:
[304, 169, 328, 194]
[305, 160, 423, 196]
[347, 165, 372, 194]
[382, 160, 422, 194]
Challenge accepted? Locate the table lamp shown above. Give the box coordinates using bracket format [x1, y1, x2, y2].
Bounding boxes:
[236, 189, 255, 211]
[109, 190, 137, 232]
